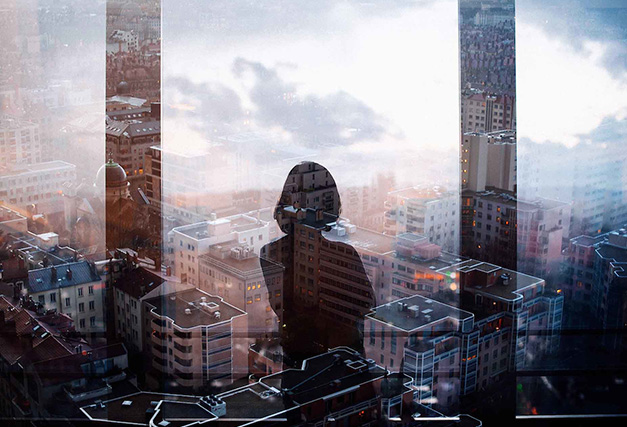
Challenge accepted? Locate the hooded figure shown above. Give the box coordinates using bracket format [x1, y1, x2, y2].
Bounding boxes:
[261, 161, 375, 363]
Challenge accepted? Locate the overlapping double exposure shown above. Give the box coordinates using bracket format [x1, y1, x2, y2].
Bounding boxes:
[0, 0, 626, 426]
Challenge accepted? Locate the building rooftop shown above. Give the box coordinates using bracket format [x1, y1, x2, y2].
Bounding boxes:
[28, 261, 101, 293]
[368, 295, 473, 332]
[0, 160, 75, 177]
[32, 343, 127, 387]
[174, 214, 267, 240]
[439, 259, 543, 300]
[324, 224, 396, 255]
[199, 251, 284, 279]
[261, 348, 389, 405]
[81, 392, 202, 425]
[0, 206, 26, 222]
[144, 288, 246, 329]
[572, 234, 607, 247]
[217, 383, 292, 421]
[388, 186, 455, 201]
[113, 267, 166, 300]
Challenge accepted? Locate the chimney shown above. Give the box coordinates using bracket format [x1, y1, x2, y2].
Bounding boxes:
[51, 267, 58, 283]
[315, 208, 324, 221]
[66, 267, 73, 281]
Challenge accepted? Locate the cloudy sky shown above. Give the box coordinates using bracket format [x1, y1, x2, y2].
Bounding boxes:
[162, 0, 460, 191]
[161, 0, 627, 193]
[517, 0, 627, 147]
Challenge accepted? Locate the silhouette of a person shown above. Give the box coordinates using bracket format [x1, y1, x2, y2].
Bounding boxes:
[261, 162, 375, 363]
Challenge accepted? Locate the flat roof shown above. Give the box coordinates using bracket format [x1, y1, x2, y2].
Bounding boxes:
[81, 392, 201, 425]
[368, 295, 473, 332]
[439, 260, 543, 300]
[144, 288, 245, 329]
[260, 348, 388, 405]
[218, 384, 292, 420]
[388, 186, 454, 201]
[0, 161, 76, 177]
[324, 225, 395, 255]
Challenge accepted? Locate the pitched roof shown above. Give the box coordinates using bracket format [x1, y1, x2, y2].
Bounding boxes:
[28, 261, 101, 294]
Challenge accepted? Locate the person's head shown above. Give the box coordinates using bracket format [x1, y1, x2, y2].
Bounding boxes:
[274, 162, 341, 232]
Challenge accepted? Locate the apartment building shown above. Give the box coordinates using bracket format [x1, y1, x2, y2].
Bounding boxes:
[462, 188, 570, 278]
[384, 186, 460, 253]
[0, 161, 77, 212]
[105, 119, 160, 182]
[0, 114, 41, 166]
[461, 92, 515, 133]
[461, 131, 516, 193]
[112, 266, 166, 352]
[144, 144, 239, 224]
[144, 288, 248, 390]
[366, 295, 474, 412]
[325, 224, 461, 305]
[275, 160, 341, 215]
[563, 228, 627, 346]
[0, 296, 129, 419]
[169, 212, 273, 286]
[26, 261, 106, 337]
[199, 245, 284, 338]
[366, 260, 563, 412]
[81, 348, 418, 426]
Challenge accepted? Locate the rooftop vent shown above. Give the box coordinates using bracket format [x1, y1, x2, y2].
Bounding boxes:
[184, 308, 192, 315]
[408, 305, 420, 318]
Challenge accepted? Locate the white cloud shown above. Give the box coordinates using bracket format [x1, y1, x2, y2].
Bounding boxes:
[517, 23, 627, 146]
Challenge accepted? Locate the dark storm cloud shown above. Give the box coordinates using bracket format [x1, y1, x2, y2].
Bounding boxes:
[232, 58, 390, 146]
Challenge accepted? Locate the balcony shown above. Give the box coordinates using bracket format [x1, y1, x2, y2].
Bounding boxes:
[65, 380, 112, 403]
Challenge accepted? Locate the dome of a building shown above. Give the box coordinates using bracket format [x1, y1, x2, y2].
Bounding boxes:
[116, 80, 131, 95]
[96, 158, 128, 188]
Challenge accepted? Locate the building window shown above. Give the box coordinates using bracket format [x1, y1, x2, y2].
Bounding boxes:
[78, 287, 83, 297]
[89, 301, 95, 311]
[90, 317, 96, 327]
[50, 293, 56, 303]
[65, 297, 71, 307]
[79, 302, 85, 313]
[88, 285, 94, 295]
[79, 319, 85, 329]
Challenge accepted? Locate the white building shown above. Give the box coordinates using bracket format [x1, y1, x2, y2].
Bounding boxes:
[0, 114, 42, 166]
[169, 212, 273, 286]
[384, 186, 460, 253]
[0, 160, 77, 213]
[106, 30, 139, 53]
